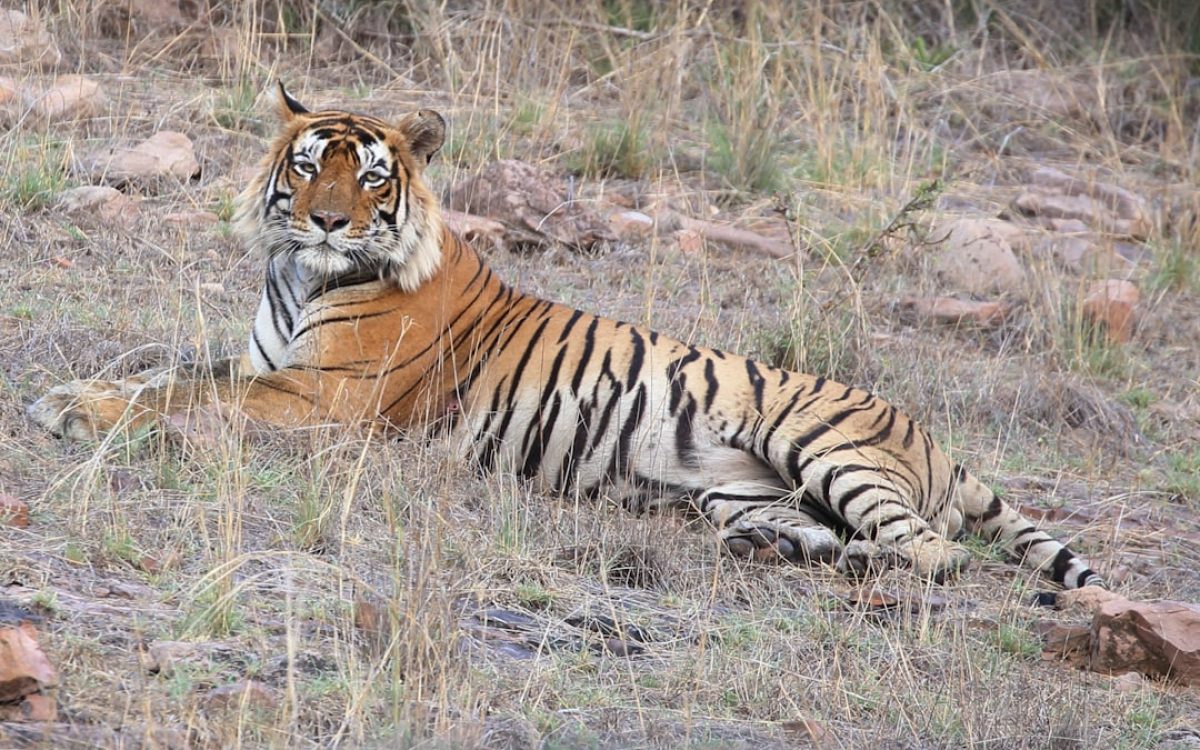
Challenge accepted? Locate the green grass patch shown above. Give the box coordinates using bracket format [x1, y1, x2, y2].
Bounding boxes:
[567, 119, 653, 179]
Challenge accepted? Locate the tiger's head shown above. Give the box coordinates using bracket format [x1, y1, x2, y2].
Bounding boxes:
[235, 83, 446, 292]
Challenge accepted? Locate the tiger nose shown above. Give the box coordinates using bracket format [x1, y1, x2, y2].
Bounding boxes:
[310, 210, 350, 233]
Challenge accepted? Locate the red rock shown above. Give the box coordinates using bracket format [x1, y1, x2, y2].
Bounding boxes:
[203, 679, 280, 712]
[0, 624, 58, 702]
[897, 296, 1011, 326]
[0, 76, 18, 107]
[31, 75, 106, 122]
[1033, 620, 1091, 665]
[1082, 279, 1138, 344]
[1090, 599, 1200, 685]
[847, 589, 899, 610]
[782, 718, 835, 748]
[672, 228, 704, 254]
[17, 692, 56, 721]
[0, 494, 29, 528]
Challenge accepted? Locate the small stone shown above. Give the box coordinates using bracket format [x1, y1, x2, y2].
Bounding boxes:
[0, 76, 18, 107]
[0, 10, 62, 68]
[31, 75, 106, 122]
[57, 185, 140, 226]
[609, 210, 654, 240]
[18, 692, 56, 721]
[164, 210, 219, 226]
[897, 296, 1012, 326]
[847, 589, 899, 610]
[782, 718, 835, 749]
[199, 282, 225, 294]
[1082, 279, 1139, 344]
[50, 256, 72, 269]
[0, 494, 29, 528]
[672, 228, 704, 254]
[0, 623, 58, 702]
[601, 638, 644, 657]
[1112, 671, 1144, 693]
[1054, 586, 1127, 617]
[203, 679, 280, 712]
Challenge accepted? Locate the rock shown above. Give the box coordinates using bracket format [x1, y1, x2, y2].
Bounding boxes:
[671, 228, 704, 254]
[111, 0, 191, 29]
[1112, 671, 1144, 693]
[164, 210, 219, 226]
[203, 679, 280, 712]
[0, 692, 57, 721]
[1082, 279, 1139, 344]
[1053, 585, 1127, 617]
[82, 131, 200, 188]
[199, 282, 225, 294]
[1033, 620, 1091, 665]
[601, 637, 644, 657]
[448, 160, 617, 252]
[142, 639, 240, 675]
[988, 70, 1096, 121]
[1090, 599, 1200, 685]
[609, 210, 655, 240]
[896, 296, 1012, 326]
[847, 589, 899, 610]
[30, 75, 106, 122]
[931, 218, 1028, 296]
[1033, 235, 1136, 276]
[443, 209, 507, 253]
[0, 10, 61, 68]
[0, 75, 18, 107]
[782, 718, 836, 749]
[57, 185, 140, 226]
[0, 493, 29, 528]
[0, 623, 58, 702]
[1013, 167, 1152, 241]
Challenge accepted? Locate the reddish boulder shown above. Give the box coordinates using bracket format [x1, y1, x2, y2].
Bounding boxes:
[1090, 599, 1200, 685]
[0, 623, 58, 702]
[1082, 279, 1138, 344]
[0, 494, 28, 528]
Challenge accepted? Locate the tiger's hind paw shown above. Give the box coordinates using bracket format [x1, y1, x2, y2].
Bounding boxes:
[722, 520, 840, 565]
[28, 379, 152, 441]
[838, 537, 972, 584]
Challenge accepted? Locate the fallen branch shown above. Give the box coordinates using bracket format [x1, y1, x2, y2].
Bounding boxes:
[648, 208, 800, 259]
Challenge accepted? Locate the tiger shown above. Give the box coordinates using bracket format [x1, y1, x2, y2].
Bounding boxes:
[28, 84, 1104, 589]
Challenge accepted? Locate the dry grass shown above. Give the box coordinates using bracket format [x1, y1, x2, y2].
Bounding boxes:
[3, 0, 1200, 747]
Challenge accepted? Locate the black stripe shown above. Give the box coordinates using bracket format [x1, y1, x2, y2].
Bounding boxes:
[703, 358, 719, 412]
[606, 383, 647, 483]
[569, 318, 600, 395]
[252, 329, 277, 371]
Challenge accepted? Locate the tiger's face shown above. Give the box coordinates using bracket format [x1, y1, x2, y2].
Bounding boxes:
[236, 84, 447, 292]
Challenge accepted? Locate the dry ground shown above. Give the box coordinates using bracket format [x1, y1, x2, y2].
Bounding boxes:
[2, 1, 1200, 748]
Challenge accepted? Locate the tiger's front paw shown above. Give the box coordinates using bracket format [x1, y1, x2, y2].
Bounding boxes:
[28, 380, 148, 440]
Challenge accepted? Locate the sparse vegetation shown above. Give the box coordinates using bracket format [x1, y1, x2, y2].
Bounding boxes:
[4, 0, 1200, 747]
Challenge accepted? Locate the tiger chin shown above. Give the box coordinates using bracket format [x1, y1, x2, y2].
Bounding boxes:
[29, 84, 1105, 590]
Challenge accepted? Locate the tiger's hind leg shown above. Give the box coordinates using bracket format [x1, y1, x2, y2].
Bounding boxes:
[825, 467, 973, 583]
[694, 481, 841, 565]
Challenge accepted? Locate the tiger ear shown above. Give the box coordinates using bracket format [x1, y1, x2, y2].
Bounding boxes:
[397, 109, 446, 165]
[276, 81, 309, 121]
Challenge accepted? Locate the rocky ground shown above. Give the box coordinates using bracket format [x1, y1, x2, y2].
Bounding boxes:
[2, 2, 1200, 748]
